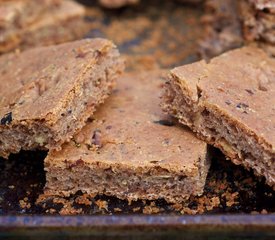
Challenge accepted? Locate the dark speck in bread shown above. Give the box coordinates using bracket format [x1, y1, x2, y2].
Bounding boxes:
[91, 129, 102, 148]
[1, 112, 12, 125]
[245, 89, 254, 95]
[153, 119, 174, 127]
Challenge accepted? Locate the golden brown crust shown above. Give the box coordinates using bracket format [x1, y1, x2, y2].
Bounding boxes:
[44, 71, 209, 202]
[172, 46, 275, 148]
[0, 0, 86, 54]
[18, 0, 87, 51]
[0, 0, 60, 30]
[0, 39, 114, 122]
[0, 38, 124, 157]
[48, 71, 207, 172]
[199, 0, 243, 59]
[163, 46, 275, 188]
[238, 0, 275, 57]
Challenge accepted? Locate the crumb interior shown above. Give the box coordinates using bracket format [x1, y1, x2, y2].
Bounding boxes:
[45, 156, 210, 203]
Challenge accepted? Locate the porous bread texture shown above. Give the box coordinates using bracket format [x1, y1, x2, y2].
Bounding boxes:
[44, 71, 210, 203]
[0, 39, 124, 158]
[45, 153, 210, 203]
[162, 47, 275, 189]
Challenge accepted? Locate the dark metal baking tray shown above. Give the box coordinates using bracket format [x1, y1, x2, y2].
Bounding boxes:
[0, 215, 275, 239]
[0, 0, 274, 238]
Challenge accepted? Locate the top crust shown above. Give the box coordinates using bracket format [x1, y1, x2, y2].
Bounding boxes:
[0, 38, 118, 125]
[47, 71, 207, 176]
[171, 46, 275, 152]
[0, 0, 61, 29]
